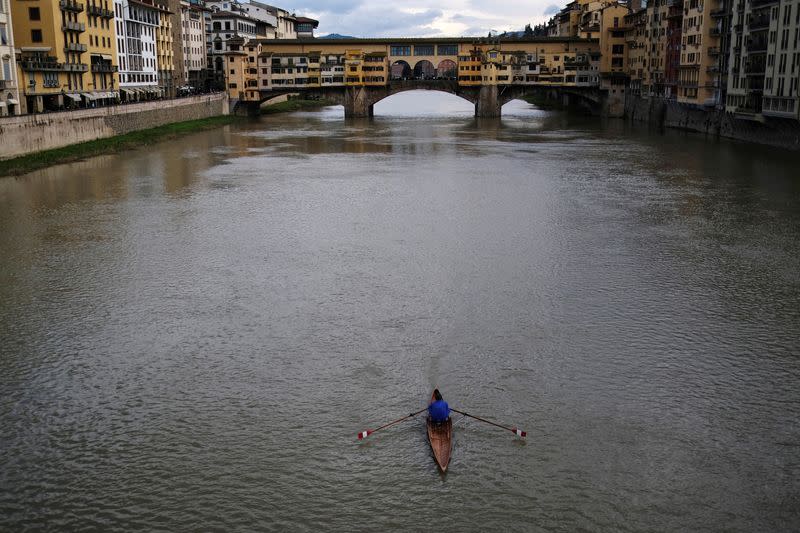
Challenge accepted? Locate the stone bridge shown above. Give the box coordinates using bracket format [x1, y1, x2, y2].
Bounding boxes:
[236, 81, 606, 118]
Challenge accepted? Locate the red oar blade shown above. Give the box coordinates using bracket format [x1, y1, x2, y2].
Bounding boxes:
[513, 428, 526, 438]
[357, 429, 373, 440]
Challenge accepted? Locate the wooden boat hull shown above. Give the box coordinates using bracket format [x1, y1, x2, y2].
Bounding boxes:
[427, 392, 452, 472]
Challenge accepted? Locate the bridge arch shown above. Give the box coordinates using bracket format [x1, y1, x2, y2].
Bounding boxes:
[436, 59, 456, 79]
[390, 60, 411, 80]
[413, 60, 435, 80]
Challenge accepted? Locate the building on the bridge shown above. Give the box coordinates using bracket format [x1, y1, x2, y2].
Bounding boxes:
[725, 0, 800, 119]
[12, 0, 119, 113]
[0, 0, 22, 115]
[227, 37, 605, 103]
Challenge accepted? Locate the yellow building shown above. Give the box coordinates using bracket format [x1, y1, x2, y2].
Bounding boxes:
[13, 0, 119, 112]
[457, 47, 482, 86]
[677, 0, 722, 106]
[155, 2, 175, 97]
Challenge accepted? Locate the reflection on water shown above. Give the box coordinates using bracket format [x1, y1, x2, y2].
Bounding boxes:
[1, 91, 799, 532]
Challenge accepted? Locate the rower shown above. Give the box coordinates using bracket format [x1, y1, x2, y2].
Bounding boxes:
[428, 389, 450, 424]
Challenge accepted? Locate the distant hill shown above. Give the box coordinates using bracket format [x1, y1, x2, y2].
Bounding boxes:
[319, 33, 356, 39]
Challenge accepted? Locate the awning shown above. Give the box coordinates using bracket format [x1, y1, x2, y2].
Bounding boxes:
[82, 92, 98, 100]
[108, 91, 119, 99]
[7, 99, 18, 105]
[0, 102, 6, 107]
[65, 93, 81, 102]
[100, 54, 113, 61]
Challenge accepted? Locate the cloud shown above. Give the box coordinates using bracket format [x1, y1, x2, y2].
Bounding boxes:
[280, 0, 557, 36]
[543, 4, 561, 15]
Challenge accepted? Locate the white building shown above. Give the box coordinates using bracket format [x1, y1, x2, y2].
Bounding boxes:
[180, 0, 207, 87]
[0, 0, 21, 115]
[115, 0, 161, 100]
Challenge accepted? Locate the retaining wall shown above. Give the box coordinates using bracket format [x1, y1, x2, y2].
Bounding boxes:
[0, 93, 229, 160]
[624, 95, 800, 150]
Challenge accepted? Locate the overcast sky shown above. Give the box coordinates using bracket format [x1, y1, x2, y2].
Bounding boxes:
[281, 1, 563, 37]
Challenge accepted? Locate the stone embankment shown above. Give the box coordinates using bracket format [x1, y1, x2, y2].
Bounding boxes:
[0, 93, 230, 160]
[625, 95, 800, 150]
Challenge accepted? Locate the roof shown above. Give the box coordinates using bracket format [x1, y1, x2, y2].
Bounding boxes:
[295, 16, 319, 28]
[252, 36, 598, 45]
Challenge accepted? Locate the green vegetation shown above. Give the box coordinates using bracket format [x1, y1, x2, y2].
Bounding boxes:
[260, 98, 337, 115]
[0, 115, 239, 177]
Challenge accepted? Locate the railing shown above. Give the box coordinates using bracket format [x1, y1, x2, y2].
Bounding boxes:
[87, 5, 114, 17]
[21, 60, 63, 71]
[707, 65, 720, 73]
[710, 7, 727, 17]
[64, 42, 87, 52]
[0, 80, 8, 89]
[751, 0, 778, 6]
[59, 0, 84, 12]
[62, 21, 86, 32]
[43, 80, 61, 88]
[708, 46, 721, 55]
[748, 16, 770, 30]
[709, 26, 723, 35]
[91, 63, 118, 72]
[63, 63, 88, 72]
[747, 41, 768, 52]
[745, 64, 766, 75]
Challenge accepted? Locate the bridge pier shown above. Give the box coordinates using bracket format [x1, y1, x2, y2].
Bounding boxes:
[344, 86, 374, 118]
[475, 85, 501, 118]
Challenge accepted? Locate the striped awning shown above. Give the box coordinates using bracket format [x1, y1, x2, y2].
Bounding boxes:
[65, 93, 81, 102]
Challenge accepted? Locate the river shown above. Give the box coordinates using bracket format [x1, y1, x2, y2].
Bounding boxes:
[1, 92, 799, 531]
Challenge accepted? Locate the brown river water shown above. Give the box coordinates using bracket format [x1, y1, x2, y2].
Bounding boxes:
[1, 93, 799, 531]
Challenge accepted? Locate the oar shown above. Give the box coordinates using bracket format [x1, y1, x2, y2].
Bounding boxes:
[357, 407, 427, 440]
[451, 408, 526, 437]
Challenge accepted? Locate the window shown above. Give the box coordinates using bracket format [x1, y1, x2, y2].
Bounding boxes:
[612, 44, 625, 54]
[29, 7, 40, 20]
[390, 45, 411, 56]
[437, 44, 457, 55]
[414, 45, 434, 55]
[31, 29, 43, 42]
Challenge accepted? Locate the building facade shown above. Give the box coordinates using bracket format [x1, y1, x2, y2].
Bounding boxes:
[0, 0, 21, 115]
[180, 0, 206, 88]
[13, 0, 119, 113]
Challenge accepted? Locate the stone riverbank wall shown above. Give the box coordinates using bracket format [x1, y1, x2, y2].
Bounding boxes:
[625, 95, 800, 150]
[0, 93, 229, 160]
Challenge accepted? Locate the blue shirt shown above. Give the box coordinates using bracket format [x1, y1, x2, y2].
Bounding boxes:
[428, 399, 450, 423]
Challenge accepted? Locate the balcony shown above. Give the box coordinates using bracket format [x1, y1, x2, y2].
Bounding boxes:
[709, 25, 723, 35]
[21, 59, 63, 71]
[745, 64, 766, 75]
[707, 65, 720, 73]
[748, 16, 770, 30]
[708, 46, 721, 55]
[747, 41, 768, 52]
[64, 42, 87, 52]
[63, 63, 88, 72]
[87, 5, 114, 18]
[59, 0, 84, 12]
[750, 0, 778, 6]
[62, 21, 86, 32]
[43, 79, 61, 88]
[678, 80, 699, 88]
[91, 62, 118, 73]
[710, 8, 727, 17]
[0, 80, 9, 89]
